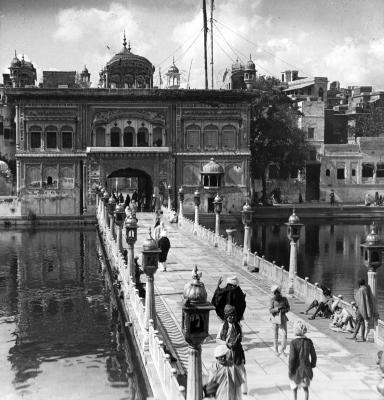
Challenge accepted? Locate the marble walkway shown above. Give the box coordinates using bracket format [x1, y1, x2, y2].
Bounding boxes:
[130, 212, 382, 400]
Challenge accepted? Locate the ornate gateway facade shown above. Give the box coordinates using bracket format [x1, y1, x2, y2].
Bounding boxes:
[4, 39, 259, 217]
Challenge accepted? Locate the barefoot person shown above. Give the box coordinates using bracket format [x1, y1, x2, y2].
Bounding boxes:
[289, 320, 317, 400]
[270, 285, 290, 355]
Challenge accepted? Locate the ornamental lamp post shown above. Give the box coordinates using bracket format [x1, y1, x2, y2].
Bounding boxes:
[108, 196, 117, 239]
[124, 211, 138, 280]
[213, 193, 223, 247]
[178, 186, 185, 225]
[285, 209, 303, 295]
[193, 189, 201, 235]
[167, 184, 172, 210]
[360, 222, 384, 316]
[142, 228, 161, 332]
[102, 191, 110, 227]
[182, 265, 214, 400]
[114, 203, 126, 254]
[241, 200, 253, 265]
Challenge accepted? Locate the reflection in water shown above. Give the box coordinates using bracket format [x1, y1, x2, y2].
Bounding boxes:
[0, 228, 148, 400]
[212, 219, 384, 316]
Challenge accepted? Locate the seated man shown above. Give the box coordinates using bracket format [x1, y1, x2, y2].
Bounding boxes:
[302, 286, 333, 320]
[330, 300, 354, 332]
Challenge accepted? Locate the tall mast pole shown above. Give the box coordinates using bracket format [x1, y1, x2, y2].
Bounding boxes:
[210, 0, 214, 89]
[203, 0, 208, 90]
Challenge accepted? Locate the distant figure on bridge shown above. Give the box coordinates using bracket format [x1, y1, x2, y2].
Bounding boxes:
[154, 221, 165, 241]
[124, 193, 130, 208]
[168, 208, 178, 223]
[365, 193, 372, 206]
[158, 231, 171, 272]
[203, 344, 244, 400]
[289, 320, 317, 400]
[212, 276, 246, 321]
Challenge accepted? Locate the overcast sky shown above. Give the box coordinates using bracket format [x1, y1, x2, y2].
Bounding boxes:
[1, 0, 384, 89]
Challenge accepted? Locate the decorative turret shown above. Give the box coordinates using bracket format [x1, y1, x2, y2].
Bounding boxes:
[244, 54, 256, 90]
[166, 57, 181, 89]
[79, 65, 91, 88]
[9, 51, 36, 88]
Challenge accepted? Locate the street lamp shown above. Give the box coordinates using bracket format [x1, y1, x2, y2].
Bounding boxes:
[182, 265, 214, 400]
[114, 202, 126, 254]
[193, 189, 200, 234]
[213, 193, 222, 247]
[124, 210, 138, 280]
[361, 222, 384, 316]
[241, 200, 253, 265]
[142, 228, 161, 332]
[285, 209, 303, 295]
[178, 186, 184, 225]
[108, 196, 117, 239]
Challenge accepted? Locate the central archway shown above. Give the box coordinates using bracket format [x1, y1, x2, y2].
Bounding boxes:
[107, 168, 153, 211]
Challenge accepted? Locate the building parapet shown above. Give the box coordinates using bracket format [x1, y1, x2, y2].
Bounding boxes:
[86, 146, 171, 154]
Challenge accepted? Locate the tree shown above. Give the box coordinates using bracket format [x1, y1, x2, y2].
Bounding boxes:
[250, 89, 310, 205]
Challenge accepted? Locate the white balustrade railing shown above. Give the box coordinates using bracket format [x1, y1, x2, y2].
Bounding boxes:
[168, 206, 384, 345]
[96, 206, 185, 399]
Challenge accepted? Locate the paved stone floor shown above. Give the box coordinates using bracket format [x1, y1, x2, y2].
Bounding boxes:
[131, 212, 382, 400]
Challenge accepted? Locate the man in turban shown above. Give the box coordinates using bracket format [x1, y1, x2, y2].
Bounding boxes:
[212, 275, 246, 321]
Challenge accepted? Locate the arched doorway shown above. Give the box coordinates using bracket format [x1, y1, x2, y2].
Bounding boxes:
[107, 168, 153, 211]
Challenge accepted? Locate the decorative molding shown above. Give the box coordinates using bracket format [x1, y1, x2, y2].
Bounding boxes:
[92, 109, 166, 125]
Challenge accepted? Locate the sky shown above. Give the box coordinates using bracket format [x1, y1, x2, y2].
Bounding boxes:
[1, 0, 384, 89]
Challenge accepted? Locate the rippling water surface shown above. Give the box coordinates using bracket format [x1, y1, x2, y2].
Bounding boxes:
[207, 218, 384, 315]
[0, 227, 148, 400]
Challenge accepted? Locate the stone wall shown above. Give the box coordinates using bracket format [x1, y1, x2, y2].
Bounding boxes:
[0, 196, 21, 219]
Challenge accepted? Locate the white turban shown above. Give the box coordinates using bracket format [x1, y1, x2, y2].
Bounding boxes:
[160, 230, 167, 237]
[226, 276, 238, 286]
[271, 284, 281, 294]
[214, 345, 229, 359]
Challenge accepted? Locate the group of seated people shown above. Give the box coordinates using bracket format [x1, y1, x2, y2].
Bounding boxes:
[301, 286, 355, 333]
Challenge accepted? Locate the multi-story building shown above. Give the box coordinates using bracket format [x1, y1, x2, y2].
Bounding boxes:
[3, 37, 258, 217]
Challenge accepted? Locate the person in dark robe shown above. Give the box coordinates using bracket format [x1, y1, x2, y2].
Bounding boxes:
[118, 192, 124, 204]
[131, 190, 138, 202]
[212, 276, 246, 321]
[124, 193, 130, 208]
[289, 320, 317, 400]
[158, 230, 171, 272]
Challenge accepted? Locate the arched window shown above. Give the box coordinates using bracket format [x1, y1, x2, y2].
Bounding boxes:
[110, 127, 120, 147]
[124, 127, 134, 147]
[45, 125, 57, 149]
[186, 125, 200, 150]
[325, 169, 330, 177]
[203, 125, 218, 150]
[137, 127, 149, 146]
[222, 125, 236, 149]
[95, 127, 105, 146]
[61, 126, 73, 149]
[153, 126, 163, 147]
[29, 125, 42, 149]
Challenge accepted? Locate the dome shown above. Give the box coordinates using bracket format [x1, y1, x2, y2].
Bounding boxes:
[10, 56, 20, 67]
[202, 158, 224, 174]
[246, 55, 255, 70]
[82, 65, 89, 74]
[288, 209, 300, 224]
[183, 266, 208, 304]
[107, 39, 152, 69]
[168, 64, 179, 74]
[231, 58, 244, 71]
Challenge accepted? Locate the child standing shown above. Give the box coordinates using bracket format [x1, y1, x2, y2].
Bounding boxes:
[289, 320, 317, 400]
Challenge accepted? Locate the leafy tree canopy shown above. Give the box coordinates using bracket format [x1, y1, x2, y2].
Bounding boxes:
[353, 105, 384, 138]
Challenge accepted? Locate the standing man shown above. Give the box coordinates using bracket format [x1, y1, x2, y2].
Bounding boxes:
[350, 278, 374, 341]
[329, 190, 335, 206]
[212, 276, 246, 321]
